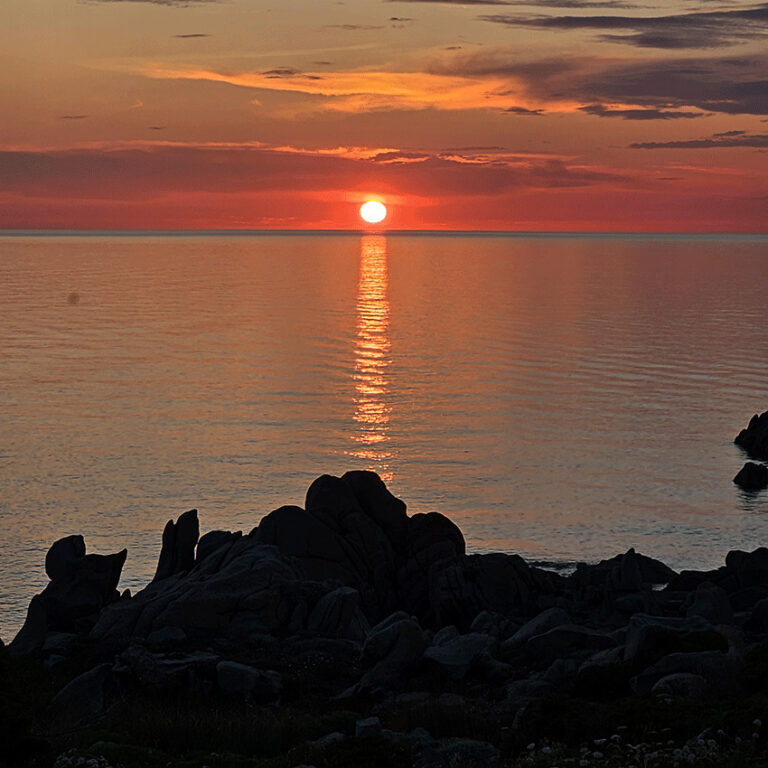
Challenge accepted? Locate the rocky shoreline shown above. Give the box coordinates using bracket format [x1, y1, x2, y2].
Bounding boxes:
[2, 413, 768, 768]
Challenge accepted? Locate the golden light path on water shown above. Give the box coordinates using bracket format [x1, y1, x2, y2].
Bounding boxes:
[348, 235, 393, 481]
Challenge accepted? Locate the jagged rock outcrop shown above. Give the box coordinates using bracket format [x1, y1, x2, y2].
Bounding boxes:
[10, 538, 126, 657]
[735, 410, 768, 460]
[11, 469, 768, 737]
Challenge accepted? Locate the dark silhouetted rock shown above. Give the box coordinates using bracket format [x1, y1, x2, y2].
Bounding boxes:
[216, 661, 282, 703]
[685, 583, 733, 625]
[525, 624, 615, 666]
[501, 607, 571, 654]
[306, 586, 369, 641]
[355, 716, 383, 738]
[651, 672, 708, 700]
[745, 598, 768, 633]
[48, 663, 119, 727]
[45, 535, 85, 582]
[735, 411, 768, 460]
[10, 541, 126, 656]
[631, 650, 733, 695]
[734, 462, 768, 491]
[623, 614, 716, 662]
[413, 736, 499, 768]
[423, 632, 493, 680]
[116, 646, 219, 689]
[153, 508, 200, 582]
[725, 547, 768, 590]
[196, 530, 241, 566]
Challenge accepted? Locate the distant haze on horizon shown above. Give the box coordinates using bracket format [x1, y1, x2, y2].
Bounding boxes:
[2, 0, 767, 231]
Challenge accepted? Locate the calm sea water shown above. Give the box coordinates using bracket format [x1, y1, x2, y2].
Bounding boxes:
[2, 232, 767, 638]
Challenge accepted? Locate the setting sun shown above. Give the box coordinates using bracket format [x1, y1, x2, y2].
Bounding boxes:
[360, 200, 387, 225]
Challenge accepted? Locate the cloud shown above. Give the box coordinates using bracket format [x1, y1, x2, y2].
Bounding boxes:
[504, 105, 545, 114]
[325, 24, 386, 31]
[261, 67, 323, 80]
[83, 0, 218, 5]
[174, 33, 210, 38]
[631, 132, 768, 148]
[579, 104, 703, 119]
[386, 0, 514, 5]
[0, 144, 623, 205]
[135, 63, 537, 112]
[59, 115, 89, 120]
[430, 49, 768, 115]
[479, 4, 768, 48]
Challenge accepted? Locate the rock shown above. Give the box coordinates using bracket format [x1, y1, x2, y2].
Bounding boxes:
[153, 509, 200, 582]
[413, 737, 499, 768]
[116, 647, 219, 689]
[146, 626, 187, 647]
[685, 583, 733, 624]
[623, 614, 717, 662]
[216, 661, 282, 703]
[45, 535, 85, 582]
[651, 672, 708, 700]
[501, 607, 571, 653]
[353, 614, 429, 693]
[506, 677, 555, 704]
[631, 650, 733, 695]
[725, 547, 768, 590]
[313, 732, 345, 747]
[9, 595, 49, 657]
[362, 613, 426, 665]
[734, 462, 768, 491]
[524, 624, 615, 666]
[745, 597, 768, 633]
[11, 544, 127, 655]
[423, 633, 494, 680]
[573, 549, 677, 588]
[432, 626, 459, 646]
[48, 663, 118, 728]
[196, 530, 241, 565]
[355, 716, 383, 737]
[342, 470, 408, 549]
[735, 411, 768, 460]
[306, 586, 369, 642]
[578, 645, 624, 674]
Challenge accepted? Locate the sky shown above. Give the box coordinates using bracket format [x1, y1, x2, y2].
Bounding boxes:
[1, 0, 767, 230]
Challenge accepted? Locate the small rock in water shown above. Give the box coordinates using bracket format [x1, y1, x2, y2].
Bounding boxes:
[734, 462, 768, 491]
[735, 411, 768, 460]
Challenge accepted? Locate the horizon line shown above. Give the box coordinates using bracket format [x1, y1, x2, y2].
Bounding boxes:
[2, 228, 767, 238]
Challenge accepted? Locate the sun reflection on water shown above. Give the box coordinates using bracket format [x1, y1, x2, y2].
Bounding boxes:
[349, 235, 393, 481]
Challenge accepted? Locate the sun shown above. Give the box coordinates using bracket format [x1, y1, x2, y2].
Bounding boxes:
[360, 200, 387, 224]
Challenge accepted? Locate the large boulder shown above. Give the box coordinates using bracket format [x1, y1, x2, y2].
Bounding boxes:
[501, 607, 571, 654]
[47, 663, 120, 728]
[623, 614, 723, 663]
[735, 411, 768, 460]
[423, 632, 494, 680]
[524, 624, 615, 667]
[631, 650, 733, 695]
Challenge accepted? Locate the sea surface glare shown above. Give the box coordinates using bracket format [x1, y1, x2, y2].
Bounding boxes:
[1, 232, 767, 636]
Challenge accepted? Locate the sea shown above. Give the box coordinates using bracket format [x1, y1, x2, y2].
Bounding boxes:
[1, 231, 767, 638]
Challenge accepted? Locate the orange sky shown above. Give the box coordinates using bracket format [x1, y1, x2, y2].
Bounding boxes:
[1, 0, 767, 231]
